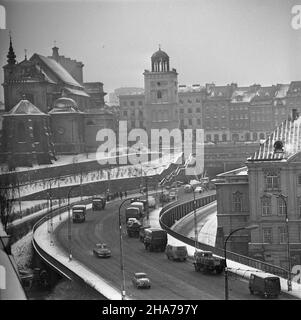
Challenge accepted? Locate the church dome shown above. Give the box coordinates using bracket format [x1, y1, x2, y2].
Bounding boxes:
[151, 47, 170, 72]
[51, 96, 79, 113]
[151, 48, 169, 61]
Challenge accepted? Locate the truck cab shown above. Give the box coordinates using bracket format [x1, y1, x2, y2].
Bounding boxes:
[144, 228, 167, 252]
[72, 205, 86, 223]
[92, 197, 106, 211]
[125, 207, 141, 222]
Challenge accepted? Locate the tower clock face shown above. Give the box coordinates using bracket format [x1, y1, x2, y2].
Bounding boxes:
[57, 127, 65, 135]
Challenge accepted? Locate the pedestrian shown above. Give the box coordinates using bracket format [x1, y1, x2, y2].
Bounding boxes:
[124, 191, 127, 198]
[120, 191, 123, 199]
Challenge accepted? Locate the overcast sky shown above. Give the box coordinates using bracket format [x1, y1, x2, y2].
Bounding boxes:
[1, 0, 301, 102]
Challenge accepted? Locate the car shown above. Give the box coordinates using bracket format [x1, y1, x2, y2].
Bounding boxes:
[93, 243, 111, 258]
[132, 272, 151, 289]
[165, 244, 188, 261]
[195, 186, 204, 193]
[184, 184, 192, 193]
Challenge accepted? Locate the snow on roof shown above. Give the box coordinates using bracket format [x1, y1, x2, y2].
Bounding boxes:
[275, 84, 290, 99]
[178, 84, 205, 93]
[5, 99, 46, 116]
[35, 54, 83, 88]
[248, 115, 301, 161]
[231, 87, 256, 103]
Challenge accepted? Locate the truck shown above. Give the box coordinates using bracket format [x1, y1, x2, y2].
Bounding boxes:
[72, 205, 86, 223]
[130, 201, 144, 217]
[125, 207, 141, 222]
[193, 251, 225, 274]
[143, 228, 167, 252]
[92, 197, 106, 211]
[126, 218, 142, 237]
[249, 272, 281, 298]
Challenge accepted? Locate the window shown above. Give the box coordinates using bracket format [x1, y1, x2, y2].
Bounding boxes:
[17, 122, 26, 142]
[196, 98, 201, 103]
[131, 120, 135, 128]
[188, 119, 192, 126]
[179, 99, 183, 104]
[233, 191, 242, 212]
[196, 107, 201, 113]
[298, 174, 301, 185]
[138, 101, 143, 106]
[261, 196, 272, 216]
[263, 228, 273, 244]
[298, 196, 301, 216]
[123, 111, 128, 117]
[277, 197, 286, 216]
[180, 108, 184, 114]
[130, 101, 135, 107]
[214, 134, 219, 142]
[33, 122, 40, 142]
[222, 134, 227, 142]
[245, 132, 250, 141]
[279, 226, 286, 244]
[259, 132, 265, 139]
[206, 134, 212, 142]
[157, 91, 162, 99]
[188, 99, 192, 104]
[265, 173, 280, 191]
[197, 119, 201, 125]
[253, 132, 258, 141]
[138, 110, 143, 117]
[188, 108, 192, 113]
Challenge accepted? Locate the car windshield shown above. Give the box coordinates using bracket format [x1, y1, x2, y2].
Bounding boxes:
[97, 244, 107, 249]
[136, 273, 147, 279]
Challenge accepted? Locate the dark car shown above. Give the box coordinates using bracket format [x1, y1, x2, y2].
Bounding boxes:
[132, 272, 151, 289]
[93, 243, 111, 258]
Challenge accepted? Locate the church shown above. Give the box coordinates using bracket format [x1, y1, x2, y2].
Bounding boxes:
[1, 37, 117, 169]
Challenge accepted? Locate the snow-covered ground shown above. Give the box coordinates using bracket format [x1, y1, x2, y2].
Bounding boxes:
[15, 152, 182, 199]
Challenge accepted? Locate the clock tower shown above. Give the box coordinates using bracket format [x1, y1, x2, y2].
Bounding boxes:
[143, 47, 179, 134]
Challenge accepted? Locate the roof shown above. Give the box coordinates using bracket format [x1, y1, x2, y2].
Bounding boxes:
[207, 85, 233, 99]
[5, 99, 46, 116]
[231, 87, 257, 103]
[33, 54, 83, 88]
[65, 87, 89, 97]
[178, 84, 205, 93]
[250, 86, 277, 104]
[151, 48, 169, 60]
[248, 116, 301, 161]
[275, 84, 290, 99]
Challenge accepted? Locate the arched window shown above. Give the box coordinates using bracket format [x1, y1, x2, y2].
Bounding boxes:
[17, 122, 26, 142]
[222, 134, 227, 142]
[253, 132, 258, 141]
[33, 122, 40, 142]
[245, 132, 250, 141]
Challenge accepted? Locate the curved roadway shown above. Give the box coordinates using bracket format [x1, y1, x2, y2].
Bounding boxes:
[54, 199, 295, 300]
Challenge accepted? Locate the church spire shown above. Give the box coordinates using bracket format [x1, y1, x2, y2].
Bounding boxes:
[7, 33, 16, 65]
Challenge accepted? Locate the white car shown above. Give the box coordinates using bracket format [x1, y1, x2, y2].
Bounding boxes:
[195, 186, 204, 193]
[132, 272, 151, 289]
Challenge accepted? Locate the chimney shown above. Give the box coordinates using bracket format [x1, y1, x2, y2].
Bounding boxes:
[52, 46, 59, 62]
[292, 108, 299, 121]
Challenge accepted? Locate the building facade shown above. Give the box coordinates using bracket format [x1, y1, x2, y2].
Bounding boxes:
[215, 112, 301, 268]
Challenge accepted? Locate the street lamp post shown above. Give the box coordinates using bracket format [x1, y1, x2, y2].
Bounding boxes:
[118, 198, 131, 300]
[67, 185, 81, 261]
[224, 224, 258, 300]
[186, 181, 198, 253]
